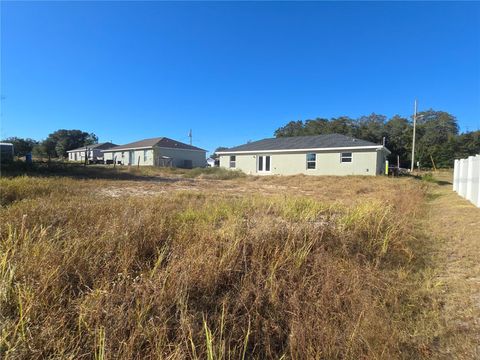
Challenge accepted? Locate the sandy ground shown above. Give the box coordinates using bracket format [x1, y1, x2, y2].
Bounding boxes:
[95, 174, 420, 207]
[428, 172, 480, 359]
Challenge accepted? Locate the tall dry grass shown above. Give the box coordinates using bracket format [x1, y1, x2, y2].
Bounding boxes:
[0, 176, 440, 359]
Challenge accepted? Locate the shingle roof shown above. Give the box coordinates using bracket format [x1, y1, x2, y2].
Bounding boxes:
[67, 142, 117, 152]
[104, 137, 206, 152]
[220, 134, 383, 152]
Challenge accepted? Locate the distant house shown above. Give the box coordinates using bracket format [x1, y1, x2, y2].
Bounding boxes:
[102, 137, 207, 168]
[216, 134, 390, 176]
[0, 143, 14, 163]
[67, 142, 117, 163]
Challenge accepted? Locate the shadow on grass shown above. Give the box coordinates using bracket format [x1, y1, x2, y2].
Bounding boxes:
[411, 173, 452, 186]
[0, 161, 185, 183]
[434, 180, 452, 186]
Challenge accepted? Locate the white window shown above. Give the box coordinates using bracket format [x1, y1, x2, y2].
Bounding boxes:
[306, 153, 316, 169]
[229, 156, 236, 168]
[258, 155, 271, 172]
[341, 152, 352, 163]
[144, 149, 148, 162]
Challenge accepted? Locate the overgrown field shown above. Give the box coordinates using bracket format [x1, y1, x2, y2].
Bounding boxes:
[0, 172, 442, 359]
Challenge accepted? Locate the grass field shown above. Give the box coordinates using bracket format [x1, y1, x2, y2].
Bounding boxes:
[0, 164, 474, 359]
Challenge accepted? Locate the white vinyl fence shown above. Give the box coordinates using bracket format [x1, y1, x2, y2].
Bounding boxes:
[453, 155, 480, 208]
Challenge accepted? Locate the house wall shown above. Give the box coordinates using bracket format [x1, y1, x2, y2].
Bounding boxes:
[103, 149, 155, 165]
[376, 150, 387, 175]
[219, 149, 385, 176]
[0, 144, 14, 162]
[68, 149, 104, 161]
[102, 147, 206, 167]
[154, 147, 206, 168]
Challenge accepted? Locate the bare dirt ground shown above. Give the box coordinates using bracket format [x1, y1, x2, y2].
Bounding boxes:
[96, 174, 421, 206]
[428, 172, 480, 359]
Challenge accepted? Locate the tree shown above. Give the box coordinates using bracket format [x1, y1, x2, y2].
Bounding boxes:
[274, 120, 305, 137]
[33, 137, 57, 159]
[303, 118, 330, 135]
[37, 130, 98, 158]
[327, 116, 358, 136]
[211, 147, 229, 160]
[453, 130, 480, 159]
[415, 110, 459, 168]
[1, 137, 38, 157]
[356, 113, 387, 143]
[384, 116, 411, 166]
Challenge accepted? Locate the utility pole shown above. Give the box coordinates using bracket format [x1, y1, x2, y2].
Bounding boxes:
[188, 129, 192, 145]
[410, 99, 417, 172]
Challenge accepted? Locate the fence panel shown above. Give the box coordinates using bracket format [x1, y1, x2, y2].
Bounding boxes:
[453, 154, 480, 208]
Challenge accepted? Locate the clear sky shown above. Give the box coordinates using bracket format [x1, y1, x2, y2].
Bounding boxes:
[1, 1, 479, 153]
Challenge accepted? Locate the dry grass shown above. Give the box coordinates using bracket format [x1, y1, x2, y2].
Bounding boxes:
[422, 171, 480, 359]
[0, 169, 443, 359]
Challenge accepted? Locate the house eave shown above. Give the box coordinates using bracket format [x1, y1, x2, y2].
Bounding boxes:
[102, 146, 206, 153]
[216, 145, 389, 155]
[67, 148, 93, 153]
[102, 146, 153, 152]
[156, 146, 207, 153]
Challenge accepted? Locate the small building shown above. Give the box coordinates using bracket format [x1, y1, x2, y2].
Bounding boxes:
[67, 142, 117, 163]
[102, 137, 207, 168]
[216, 134, 390, 176]
[0, 143, 14, 163]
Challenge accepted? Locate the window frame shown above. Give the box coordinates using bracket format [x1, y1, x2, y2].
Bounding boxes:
[229, 155, 236, 168]
[143, 149, 148, 162]
[340, 152, 353, 163]
[257, 155, 271, 173]
[306, 153, 316, 170]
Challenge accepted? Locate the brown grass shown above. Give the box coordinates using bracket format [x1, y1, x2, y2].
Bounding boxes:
[421, 171, 480, 359]
[0, 170, 442, 359]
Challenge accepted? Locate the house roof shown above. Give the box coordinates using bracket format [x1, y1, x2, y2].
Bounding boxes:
[217, 134, 389, 153]
[103, 137, 206, 152]
[67, 142, 117, 152]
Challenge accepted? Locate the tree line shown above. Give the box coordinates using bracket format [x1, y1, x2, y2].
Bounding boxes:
[4, 111, 480, 169]
[2, 129, 98, 159]
[274, 110, 480, 168]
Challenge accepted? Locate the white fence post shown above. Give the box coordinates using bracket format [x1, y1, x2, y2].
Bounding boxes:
[477, 158, 480, 207]
[453, 154, 480, 208]
[466, 156, 475, 202]
[471, 155, 480, 207]
[453, 159, 460, 192]
[458, 159, 467, 198]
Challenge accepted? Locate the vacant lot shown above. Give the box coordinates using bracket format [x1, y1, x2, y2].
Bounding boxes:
[0, 165, 475, 359]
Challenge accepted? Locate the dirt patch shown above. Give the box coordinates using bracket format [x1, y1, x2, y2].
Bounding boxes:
[95, 174, 421, 207]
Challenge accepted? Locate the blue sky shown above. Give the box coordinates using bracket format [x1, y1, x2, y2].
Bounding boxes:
[1, 1, 479, 153]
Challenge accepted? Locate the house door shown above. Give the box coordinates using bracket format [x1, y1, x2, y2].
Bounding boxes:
[129, 151, 135, 165]
[257, 155, 271, 173]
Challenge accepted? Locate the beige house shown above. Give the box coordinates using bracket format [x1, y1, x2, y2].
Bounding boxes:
[217, 134, 390, 176]
[67, 142, 117, 163]
[102, 137, 206, 168]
